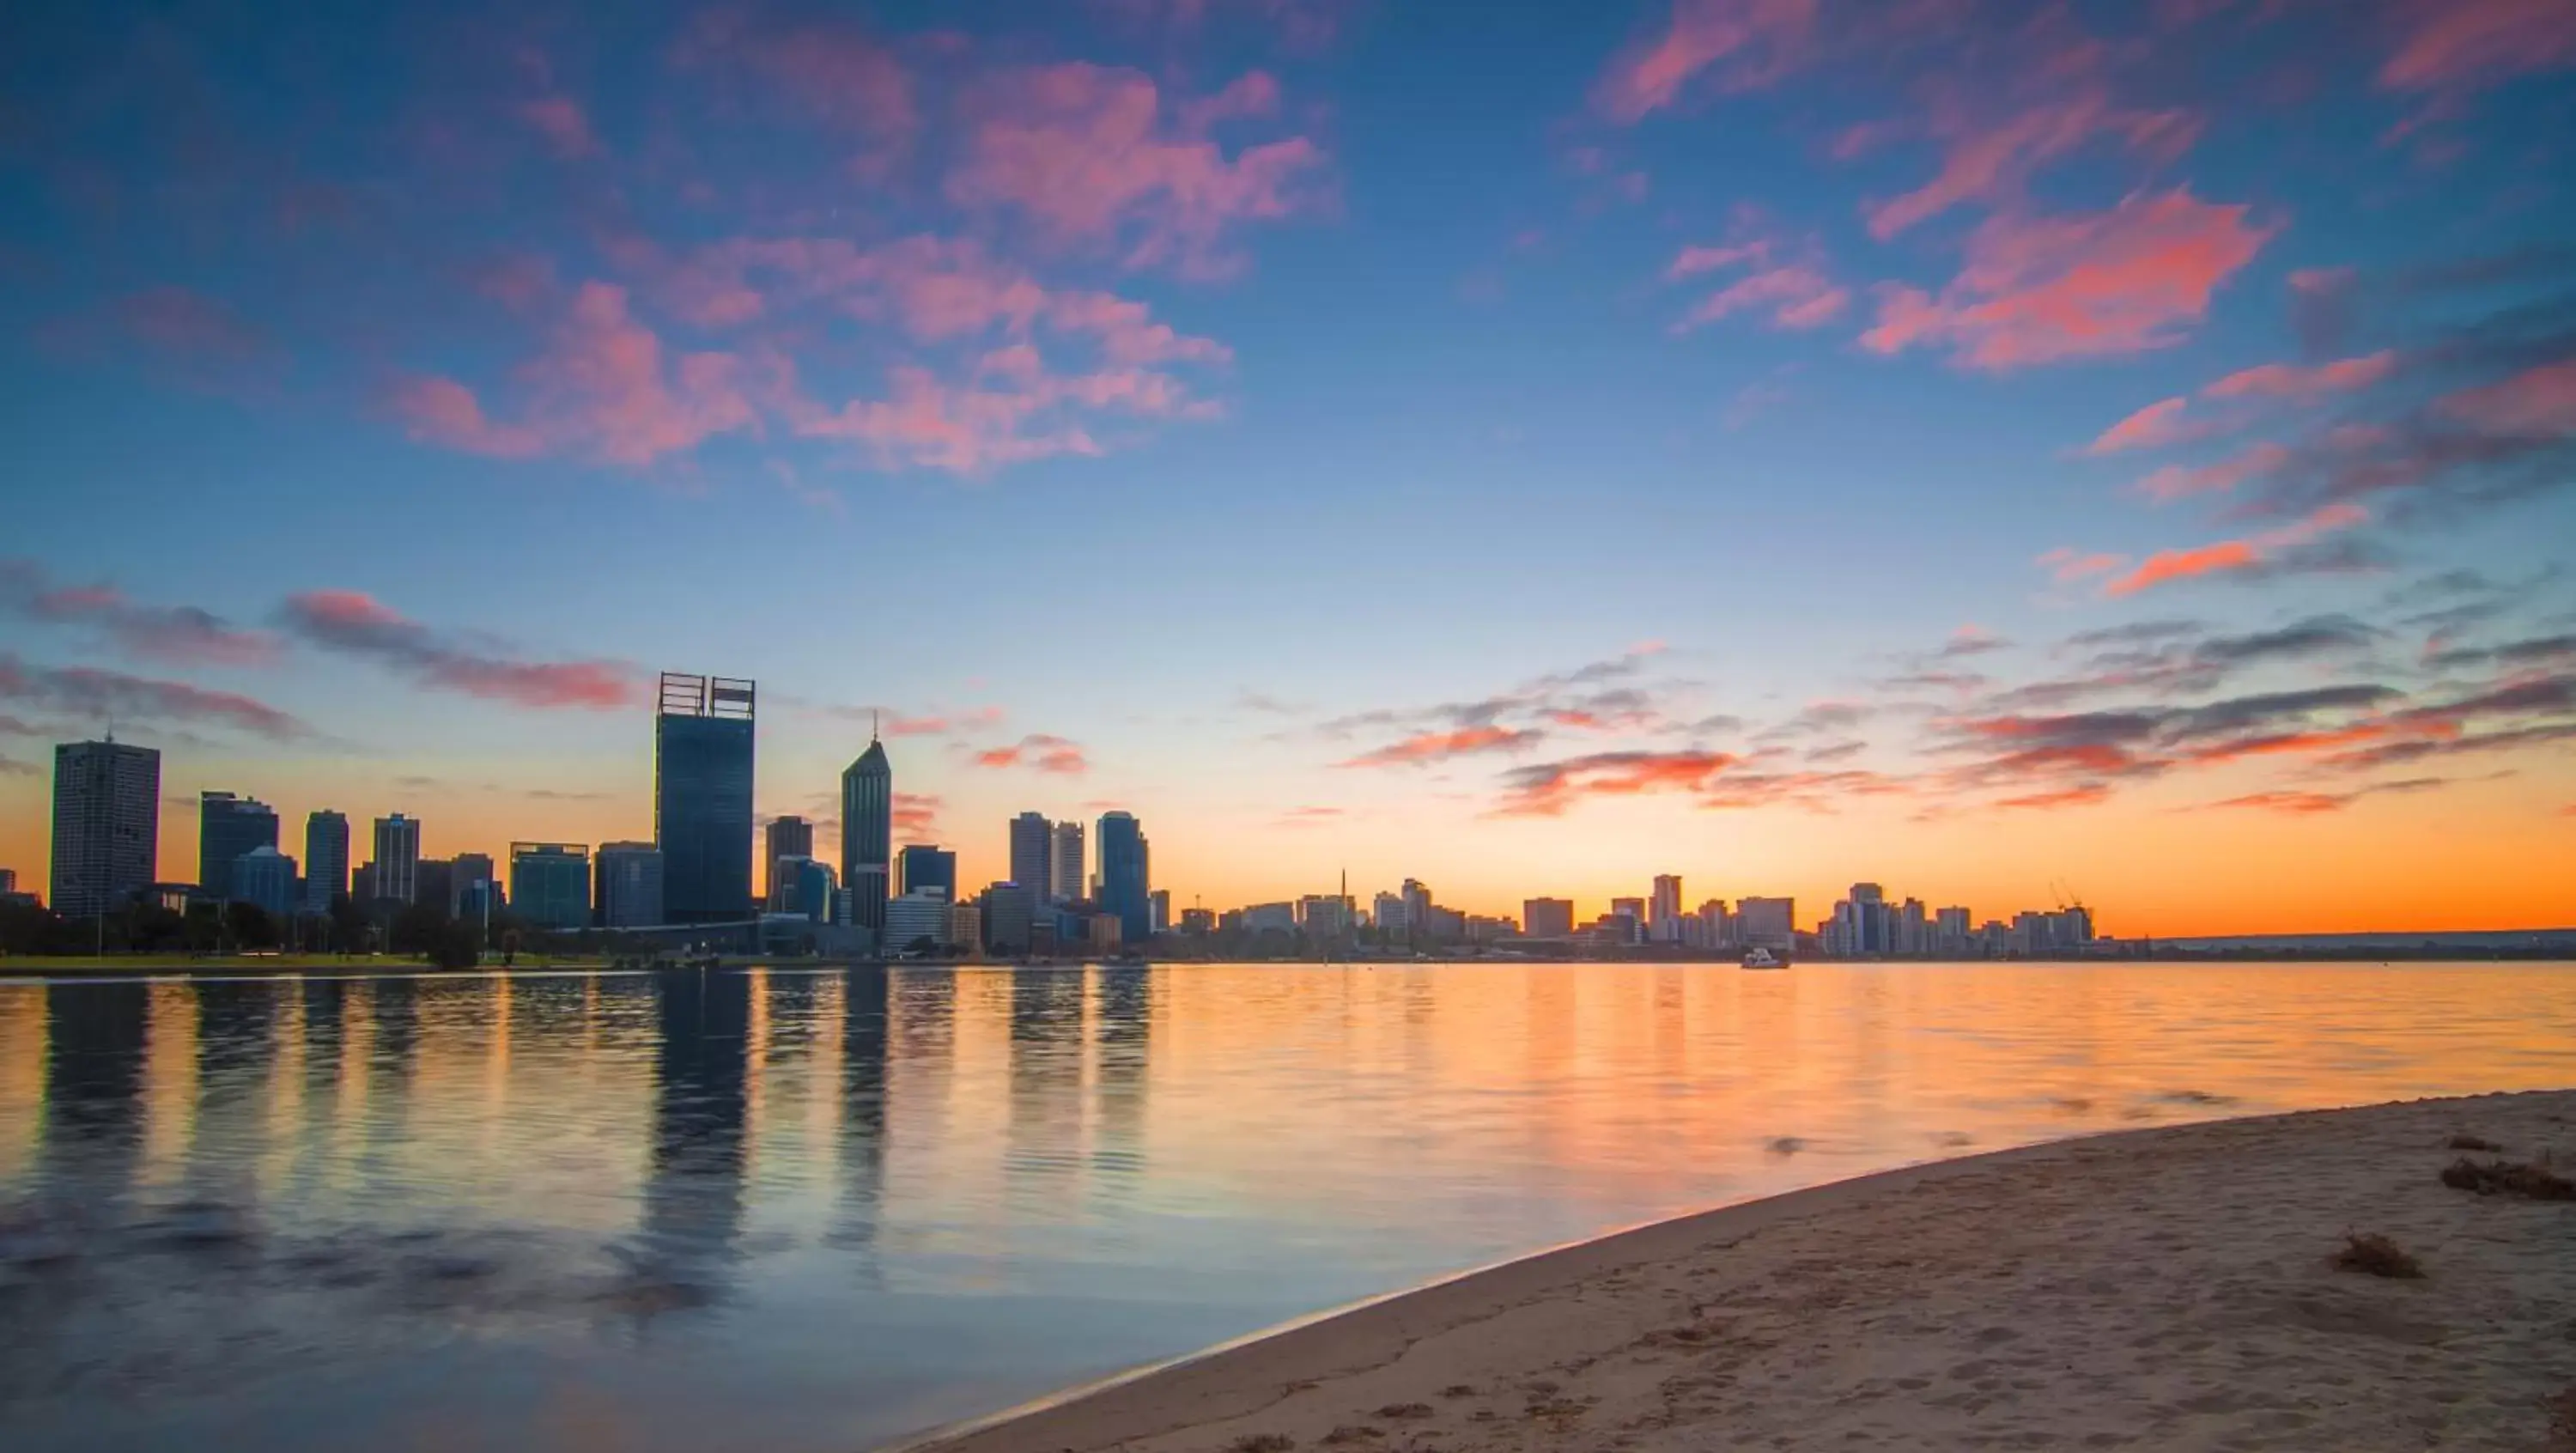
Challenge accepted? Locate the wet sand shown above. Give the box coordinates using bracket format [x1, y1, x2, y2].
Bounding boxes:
[905, 1091, 2576, 1452]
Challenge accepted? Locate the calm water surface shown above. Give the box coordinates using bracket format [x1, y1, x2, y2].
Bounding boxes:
[3, 961, 2571, 1450]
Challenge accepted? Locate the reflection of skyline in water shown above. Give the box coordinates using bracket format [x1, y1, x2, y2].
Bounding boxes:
[3, 961, 2574, 1453]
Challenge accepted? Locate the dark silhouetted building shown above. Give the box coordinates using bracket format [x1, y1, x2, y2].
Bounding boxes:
[765, 815, 813, 900]
[981, 882, 1036, 954]
[656, 672, 756, 922]
[1008, 812, 1051, 905]
[451, 852, 495, 916]
[51, 739, 160, 919]
[199, 791, 278, 903]
[372, 814, 421, 903]
[304, 810, 349, 912]
[416, 859, 455, 919]
[597, 841, 665, 927]
[840, 731, 890, 939]
[233, 846, 298, 921]
[899, 844, 956, 900]
[1522, 897, 1575, 939]
[510, 842, 591, 929]
[1097, 811, 1150, 943]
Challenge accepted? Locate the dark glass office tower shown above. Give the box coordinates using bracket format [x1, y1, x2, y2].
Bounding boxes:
[897, 844, 955, 899]
[840, 733, 891, 939]
[656, 673, 756, 922]
[51, 739, 160, 919]
[198, 791, 278, 903]
[1097, 811, 1150, 944]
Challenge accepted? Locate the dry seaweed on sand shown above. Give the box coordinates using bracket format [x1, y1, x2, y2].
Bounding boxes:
[2440, 1157, 2576, 1201]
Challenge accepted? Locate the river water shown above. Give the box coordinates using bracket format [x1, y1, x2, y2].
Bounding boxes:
[2, 961, 2569, 1450]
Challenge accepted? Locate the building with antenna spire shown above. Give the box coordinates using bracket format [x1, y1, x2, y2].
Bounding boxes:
[841, 717, 892, 943]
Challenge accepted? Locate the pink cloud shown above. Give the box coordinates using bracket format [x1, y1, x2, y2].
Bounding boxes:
[392, 283, 754, 466]
[2133, 441, 2289, 502]
[114, 287, 268, 364]
[2202, 350, 2397, 400]
[1593, 0, 1818, 123]
[0, 654, 309, 739]
[2085, 396, 2196, 454]
[278, 589, 640, 709]
[1337, 725, 1546, 769]
[2438, 356, 2576, 435]
[1866, 90, 2200, 240]
[2099, 503, 2368, 597]
[1862, 189, 2275, 369]
[1675, 264, 1849, 331]
[893, 792, 942, 836]
[947, 64, 1327, 277]
[0, 560, 282, 668]
[518, 96, 596, 159]
[972, 734, 1090, 774]
[2380, 0, 2576, 93]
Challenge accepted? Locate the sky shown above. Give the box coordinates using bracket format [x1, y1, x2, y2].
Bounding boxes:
[1, 0, 2573, 936]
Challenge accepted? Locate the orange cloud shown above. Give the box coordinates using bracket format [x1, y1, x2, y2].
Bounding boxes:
[1862, 190, 2275, 369]
[1339, 725, 1545, 769]
[971, 733, 1090, 775]
[2439, 356, 2576, 435]
[1592, 0, 1817, 122]
[1993, 783, 2111, 810]
[1495, 749, 1744, 815]
[2098, 504, 2368, 598]
[2038, 547, 2125, 583]
[2206, 790, 2347, 814]
[892, 792, 942, 836]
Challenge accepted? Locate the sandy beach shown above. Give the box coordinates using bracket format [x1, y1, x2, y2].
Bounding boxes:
[907, 1091, 2576, 1453]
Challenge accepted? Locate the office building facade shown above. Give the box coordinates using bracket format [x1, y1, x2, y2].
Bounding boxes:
[884, 889, 950, 953]
[656, 672, 756, 922]
[1048, 820, 1085, 903]
[303, 810, 349, 911]
[232, 846, 298, 921]
[595, 842, 665, 928]
[899, 844, 956, 900]
[765, 815, 813, 899]
[981, 882, 1036, 953]
[840, 735, 891, 938]
[200, 791, 279, 903]
[51, 740, 161, 920]
[1522, 897, 1575, 939]
[372, 814, 421, 903]
[1736, 896, 1795, 951]
[509, 842, 592, 930]
[1096, 812, 1149, 943]
[1649, 874, 1684, 941]
[1008, 812, 1051, 903]
[451, 852, 496, 917]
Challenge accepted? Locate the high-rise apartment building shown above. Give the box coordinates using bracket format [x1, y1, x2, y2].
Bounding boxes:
[595, 842, 665, 928]
[1401, 879, 1432, 934]
[50, 742, 160, 920]
[303, 810, 349, 911]
[1522, 897, 1575, 939]
[656, 672, 756, 922]
[1374, 891, 1409, 934]
[1008, 812, 1052, 903]
[199, 791, 279, 903]
[372, 814, 421, 903]
[981, 881, 1036, 954]
[510, 842, 591, 929]
[1150, 888, 1170, 935]
[1048, 820, 1084, 903]
[1096, 811, 1150, 942]
[899, 844, 956, 900]
[840, 730, 891, 939]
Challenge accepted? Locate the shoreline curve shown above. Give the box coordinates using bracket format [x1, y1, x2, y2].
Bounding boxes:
[891, 1090, 2576, 1453]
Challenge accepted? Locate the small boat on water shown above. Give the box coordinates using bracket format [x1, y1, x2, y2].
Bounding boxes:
[1741, 946, 1791, 970]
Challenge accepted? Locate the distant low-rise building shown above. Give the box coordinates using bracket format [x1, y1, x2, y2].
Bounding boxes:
[884, 888, 951, 954]
[1522, 897, 1575, 939]
[231, 846, 298, 922]
[1736, 897, 1795, 952]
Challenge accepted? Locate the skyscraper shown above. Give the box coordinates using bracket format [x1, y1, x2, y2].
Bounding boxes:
[656, 672, 756, 922]
[764, 815, 813, 898]
[840, 727, 891, 939]
[304, 810, 349, 912]
[1649, 874, 1683, 941]
[451, 852, 495, 916]
[899, 844, 956, 900]
[1049, 819, 1084, 903]
[199, 791, 279, 903]
[372, 814, 421, 903]
[51, 739, 160, 920]
[1008, 812, 1052, 903]
[596, 842, 665, 927]
[1096, 811, 1149, 943]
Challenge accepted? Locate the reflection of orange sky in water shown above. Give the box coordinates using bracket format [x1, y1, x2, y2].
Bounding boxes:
[2, 755, 2573, 936]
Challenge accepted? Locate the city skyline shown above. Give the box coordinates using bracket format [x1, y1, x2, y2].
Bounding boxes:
[2, 2, 2573, 935]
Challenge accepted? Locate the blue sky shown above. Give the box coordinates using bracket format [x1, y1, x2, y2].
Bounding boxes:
[3, 0, 2573, 931]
